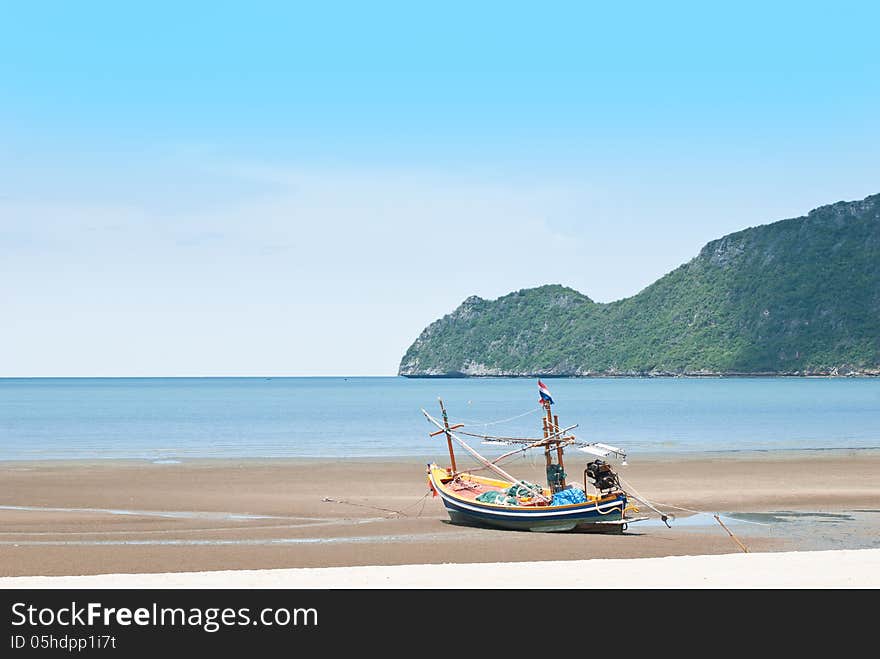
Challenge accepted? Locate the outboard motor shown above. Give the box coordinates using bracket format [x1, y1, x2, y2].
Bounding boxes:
[585, 459, 620, 493]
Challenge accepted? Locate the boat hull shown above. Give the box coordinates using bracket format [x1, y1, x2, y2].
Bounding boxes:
[428, 464, 629, 533]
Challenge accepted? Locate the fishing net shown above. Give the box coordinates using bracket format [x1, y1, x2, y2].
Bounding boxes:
[475, 490, 519, 506]
[550, 487, 588, 507]
[506, 481, 542, 498]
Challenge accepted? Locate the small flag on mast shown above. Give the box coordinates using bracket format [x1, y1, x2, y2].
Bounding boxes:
[537, 379, 554, 405]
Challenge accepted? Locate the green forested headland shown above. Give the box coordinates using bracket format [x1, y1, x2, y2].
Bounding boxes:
[399, 193, 880, 377]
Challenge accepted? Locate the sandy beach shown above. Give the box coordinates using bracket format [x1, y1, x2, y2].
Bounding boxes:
[0, 451, 878, 582]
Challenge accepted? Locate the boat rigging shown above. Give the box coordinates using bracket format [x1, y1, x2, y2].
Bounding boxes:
[421, 380, 645, 533]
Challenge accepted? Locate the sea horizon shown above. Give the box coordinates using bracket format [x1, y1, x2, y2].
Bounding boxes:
[1, 376, 877, 462]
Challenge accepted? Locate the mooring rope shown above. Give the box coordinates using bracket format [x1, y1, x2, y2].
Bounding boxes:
[617, 475, 771, 527]
[644, 501, 769, 526]
[321, 491, 433, 518]
[399, 491, 433, 517]
[617, 471, 771, 553]
[617, 475, 674, 527]
[412, 491, 430, 517]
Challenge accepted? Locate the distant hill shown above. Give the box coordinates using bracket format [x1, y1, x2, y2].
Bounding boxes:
[399, 193, 880, 377]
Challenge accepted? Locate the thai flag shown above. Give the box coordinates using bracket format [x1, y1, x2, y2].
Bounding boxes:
[538, 379, 554, 405]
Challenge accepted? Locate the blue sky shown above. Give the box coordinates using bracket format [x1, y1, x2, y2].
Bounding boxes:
[1, 1, 878, 375]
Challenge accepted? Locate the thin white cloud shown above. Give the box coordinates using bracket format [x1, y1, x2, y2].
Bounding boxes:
[1, 154, 875, 376]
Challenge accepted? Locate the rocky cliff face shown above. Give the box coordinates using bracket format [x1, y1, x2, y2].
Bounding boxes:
[399, 193, 880, 377]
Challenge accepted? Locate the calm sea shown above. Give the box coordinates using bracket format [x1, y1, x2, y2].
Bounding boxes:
[0, 377, 877, 461]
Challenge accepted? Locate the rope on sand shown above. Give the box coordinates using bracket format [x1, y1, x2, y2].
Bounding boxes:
[399, 491, 432, 518]
[321, 491, 433, 518]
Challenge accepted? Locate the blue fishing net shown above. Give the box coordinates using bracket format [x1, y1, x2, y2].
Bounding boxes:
[551, 487, 588, 506]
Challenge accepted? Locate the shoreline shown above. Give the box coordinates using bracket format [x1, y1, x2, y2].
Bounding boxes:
[1, 445, 877, 467]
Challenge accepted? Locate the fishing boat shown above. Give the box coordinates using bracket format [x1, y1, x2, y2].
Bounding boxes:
[423, 381, 646, 533]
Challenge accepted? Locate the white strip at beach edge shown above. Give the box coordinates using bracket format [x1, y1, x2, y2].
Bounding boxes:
[1, 548, 878, 589]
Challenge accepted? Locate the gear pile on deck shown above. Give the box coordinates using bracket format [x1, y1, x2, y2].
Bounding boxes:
[422, 381, 647, 533]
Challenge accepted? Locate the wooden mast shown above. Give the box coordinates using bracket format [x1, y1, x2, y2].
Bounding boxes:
[438, 398, 458, 474]
[554, 412, 566, 488]
[543, 399, 567, 491]
[542, 407, 552, 480]
[422, 407, 550, 502]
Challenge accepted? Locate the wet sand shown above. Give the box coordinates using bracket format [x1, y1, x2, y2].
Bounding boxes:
[1, 451, 878, 578]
